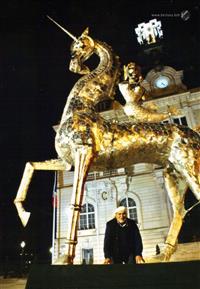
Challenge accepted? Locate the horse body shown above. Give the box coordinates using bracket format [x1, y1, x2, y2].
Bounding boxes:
[56, 98, 200, 174]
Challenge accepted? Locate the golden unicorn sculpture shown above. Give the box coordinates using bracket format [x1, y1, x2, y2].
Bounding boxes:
[14, 17, 200, 264]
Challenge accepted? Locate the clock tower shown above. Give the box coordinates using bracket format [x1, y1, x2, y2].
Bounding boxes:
[141, 65, 187, 98]
[134, 19, 187, 98]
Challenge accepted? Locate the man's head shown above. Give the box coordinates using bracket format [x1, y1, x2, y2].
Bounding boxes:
[114, 206, 127, 224]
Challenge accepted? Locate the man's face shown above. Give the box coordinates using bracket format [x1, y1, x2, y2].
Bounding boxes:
[115, 211, 127, 224]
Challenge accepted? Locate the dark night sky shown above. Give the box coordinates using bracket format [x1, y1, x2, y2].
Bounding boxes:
[0, 0, 200, 262]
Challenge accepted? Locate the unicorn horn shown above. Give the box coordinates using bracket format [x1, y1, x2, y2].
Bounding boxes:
[47, 15, 78, 41]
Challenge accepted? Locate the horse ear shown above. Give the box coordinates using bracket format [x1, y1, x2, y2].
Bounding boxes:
[82, 27, 89, 36]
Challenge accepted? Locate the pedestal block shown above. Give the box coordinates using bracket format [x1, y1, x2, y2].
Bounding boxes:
[26, 261, 200, 289]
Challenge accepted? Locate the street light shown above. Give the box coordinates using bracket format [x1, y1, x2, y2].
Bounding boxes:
[20, 241, 26, 249]
[20, 241, 26, 276]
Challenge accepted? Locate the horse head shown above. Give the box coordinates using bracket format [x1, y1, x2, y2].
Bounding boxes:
[69, 28, 95, 74]
[47, 16, 95, 75]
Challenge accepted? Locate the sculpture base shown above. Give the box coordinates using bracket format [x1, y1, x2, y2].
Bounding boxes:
[25, 260, 200, 289]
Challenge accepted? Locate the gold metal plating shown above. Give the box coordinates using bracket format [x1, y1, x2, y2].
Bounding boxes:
[14, 18, 200, 264]
[119, 62, 175, 122]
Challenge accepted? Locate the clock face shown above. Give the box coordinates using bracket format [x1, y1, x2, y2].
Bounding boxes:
[154, 76, 170, 88]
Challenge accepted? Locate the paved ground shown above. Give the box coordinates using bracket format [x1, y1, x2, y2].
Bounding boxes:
[0, 277, 27, 289]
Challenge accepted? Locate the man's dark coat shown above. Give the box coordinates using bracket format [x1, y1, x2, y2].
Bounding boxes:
[104, 218, 143, 263]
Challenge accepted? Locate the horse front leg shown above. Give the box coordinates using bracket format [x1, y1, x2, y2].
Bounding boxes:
[14, 162, 34, 226]
[62, 146, 94, 264]
[14, 159, 68, 226]
[162, 167, 188, 261]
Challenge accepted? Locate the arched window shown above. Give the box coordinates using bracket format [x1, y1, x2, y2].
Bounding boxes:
[79, 203, 95, 230]
[119, 197, 138, 223]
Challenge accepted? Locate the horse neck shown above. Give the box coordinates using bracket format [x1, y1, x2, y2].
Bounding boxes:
[64, 40, 120, 117]
[93, 40, 120, 100]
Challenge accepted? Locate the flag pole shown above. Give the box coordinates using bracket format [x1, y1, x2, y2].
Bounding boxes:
[52, 171, 57, 264]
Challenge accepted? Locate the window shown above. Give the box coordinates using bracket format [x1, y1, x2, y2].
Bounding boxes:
[95, 100, 112, 112]
[172, 116, 188, 126]
[163, 116, 188, 126]
[82, 248, 93, 264]
[79, 203, 95, 230]
[119, 197, 138, 223]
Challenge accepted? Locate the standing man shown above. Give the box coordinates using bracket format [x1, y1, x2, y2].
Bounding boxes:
[104, 206, 144, 264]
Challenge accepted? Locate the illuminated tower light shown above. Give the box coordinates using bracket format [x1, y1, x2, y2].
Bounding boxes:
[135, 19, 163, 45]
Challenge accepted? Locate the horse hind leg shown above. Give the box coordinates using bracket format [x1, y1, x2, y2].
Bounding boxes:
[160, 148, 200, 261]
[172, 142, 200, 201]
[145, 166, 187, 263]
[182, 152, 200, 202]
[161, 166, 188, 261]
